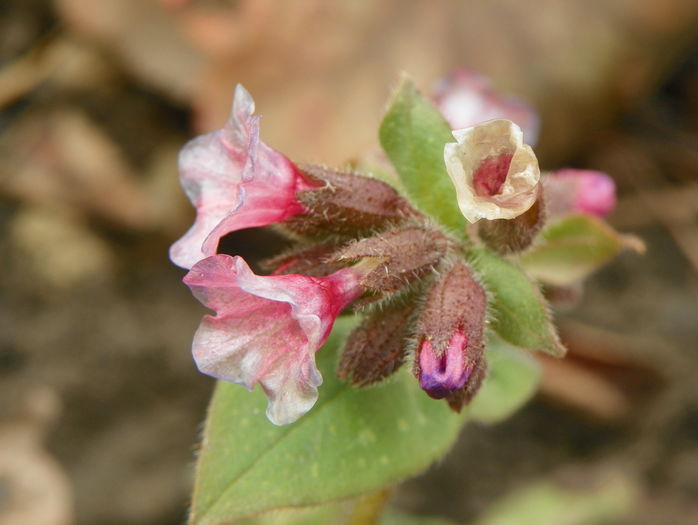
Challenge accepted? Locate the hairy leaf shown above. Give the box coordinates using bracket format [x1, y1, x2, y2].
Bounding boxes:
[190, 317, 467, 524]
[468, 334, 541, 423]
[471, 248, 566, 357]
[520, 214, 644, 286]
[191, 316, 542, 524]
[379, 77, 466, 233]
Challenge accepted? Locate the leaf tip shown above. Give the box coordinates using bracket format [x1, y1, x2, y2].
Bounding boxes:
[621, 233, 646, 254]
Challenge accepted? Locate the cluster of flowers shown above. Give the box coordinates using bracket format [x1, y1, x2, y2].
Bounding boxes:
[171, 70, 616, 425]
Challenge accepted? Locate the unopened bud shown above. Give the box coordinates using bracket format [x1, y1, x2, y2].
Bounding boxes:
[413, 262, 487, 409]
[443, 359, 487, 412]
[285, 164, 416, 236]
[418, 333, 470, 398]
[543, 169, 616, 219]
[478, 185, 546, 254]
[338, 306, 412, 387]
[334, 225, 451, 293]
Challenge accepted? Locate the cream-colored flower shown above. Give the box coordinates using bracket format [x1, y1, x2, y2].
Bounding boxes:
[444, 119, 540, 223]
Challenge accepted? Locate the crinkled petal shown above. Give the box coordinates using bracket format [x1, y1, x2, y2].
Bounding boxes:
[183, 255, 364, 424]
[434, 68, 540, 145]
[170, 85, 310, 269]
[444, 119, 540, 223]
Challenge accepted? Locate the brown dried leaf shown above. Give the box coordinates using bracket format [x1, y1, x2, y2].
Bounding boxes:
[0, 110, 153, 230]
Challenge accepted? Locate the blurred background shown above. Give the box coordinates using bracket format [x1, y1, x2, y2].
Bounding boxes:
[1, 1, 697, 524]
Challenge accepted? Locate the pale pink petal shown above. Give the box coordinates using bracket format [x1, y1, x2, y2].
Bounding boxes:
[544, 169, 616, 218]
[434, 68, 540, 145]
[170, 85, 313, 269]
[444, 120, 540, 222]
[183, 255, 365, 425]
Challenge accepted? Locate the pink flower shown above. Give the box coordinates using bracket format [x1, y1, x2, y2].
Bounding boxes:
[544, 169, 616, 218]
[170, 85, 314, 269]
[433, 68, 540, 145]
[183, 254, 371, 425]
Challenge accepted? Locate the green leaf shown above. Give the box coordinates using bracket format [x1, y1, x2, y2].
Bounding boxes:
[469, 334, 541, 424]
[520, 214, 644, 286]
[471, 249, 566, 357]
[379, 76, 465, 233]
[234, 502, 354, 525]
[190, 317, 468, 524]
[380, 509, 460, 525]
[236, 500, 460, 525]
[475, 472, 637, 525]
[191, 311, 544, 524]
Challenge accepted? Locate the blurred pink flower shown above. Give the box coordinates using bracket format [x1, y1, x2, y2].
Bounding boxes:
[183, 254, 371, 425]
[444, 119, 540, 223]
[433, 68, 540, 145]
[170, 85, 314, 269]
[544, 169, 616, 218]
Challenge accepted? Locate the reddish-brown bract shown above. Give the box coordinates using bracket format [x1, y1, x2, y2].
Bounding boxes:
[334, 225, 451, 292]
[478, 185, 546, 254]
[338, 306, 412, 387]
[285, 165, 417, 236]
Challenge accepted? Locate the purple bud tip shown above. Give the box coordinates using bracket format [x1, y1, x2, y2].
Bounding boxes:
[473, 153, 513, 197]
[418, 331, 471, 399]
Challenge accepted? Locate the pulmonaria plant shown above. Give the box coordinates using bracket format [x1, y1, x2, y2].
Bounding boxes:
[173, 71, 637, 433]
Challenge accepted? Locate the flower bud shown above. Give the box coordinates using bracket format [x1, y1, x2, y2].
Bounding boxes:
[334, 224, 451, 293]
[443, 360, 487, 412]
[444, 120, 540, 223]
[284, 164, 416, 236]
[337, 306, 412, 387]
[543, 169, 616, 219]
[413, 262, 487, 409]
[477, 184, 546, 254]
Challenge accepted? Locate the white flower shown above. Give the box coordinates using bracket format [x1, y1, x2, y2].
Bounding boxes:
[444, 119, 540, 223]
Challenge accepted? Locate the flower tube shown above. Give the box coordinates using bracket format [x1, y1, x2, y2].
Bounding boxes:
[170, 85, 314, 269]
